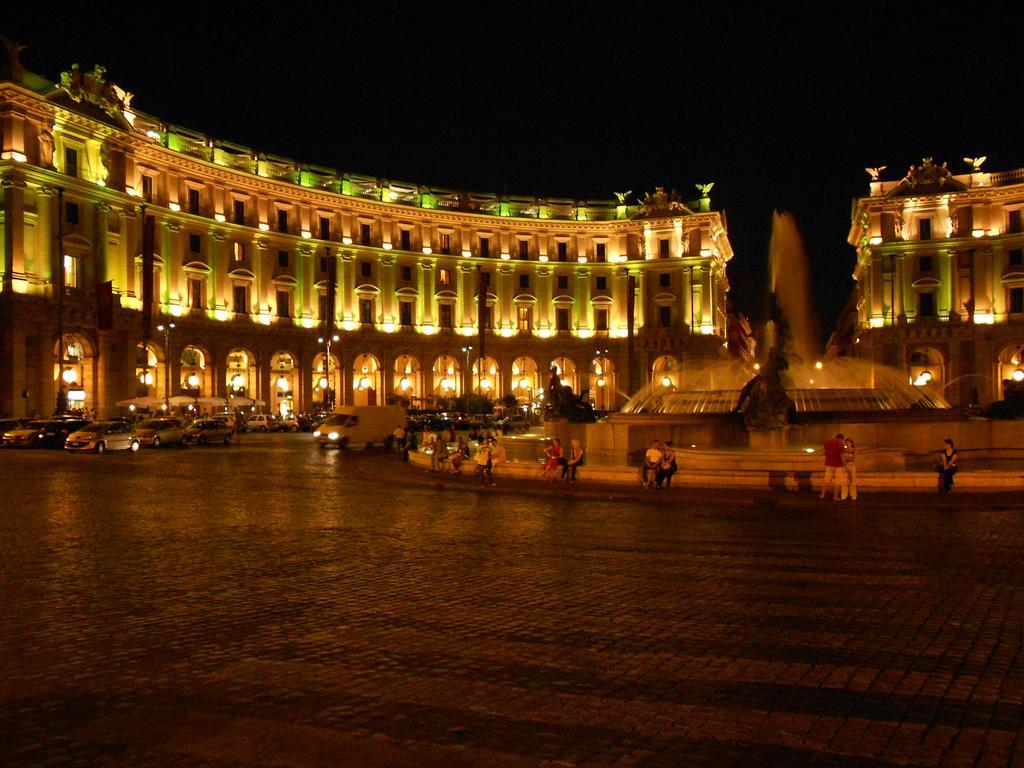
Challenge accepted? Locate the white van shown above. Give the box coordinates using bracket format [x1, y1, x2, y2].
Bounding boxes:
[314, 405, 406, 448]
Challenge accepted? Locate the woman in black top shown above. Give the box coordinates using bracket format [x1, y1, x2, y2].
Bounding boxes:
[939, 438, 959, 493]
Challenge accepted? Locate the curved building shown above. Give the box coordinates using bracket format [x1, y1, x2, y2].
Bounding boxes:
[0, 55, 735, 418]
[842, 158, 1024, 407]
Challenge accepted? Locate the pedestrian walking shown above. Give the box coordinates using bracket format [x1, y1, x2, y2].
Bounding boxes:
[393, 424, 407, 456]
[561, 439, 585, 483]
[819, 433, 845, 499]
[938, 438, 959, 493]
[840, 437, 858, 501]
[657, 441, 677, 488]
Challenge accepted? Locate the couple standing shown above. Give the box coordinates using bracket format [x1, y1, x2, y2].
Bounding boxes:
[821, 433, 857, 501]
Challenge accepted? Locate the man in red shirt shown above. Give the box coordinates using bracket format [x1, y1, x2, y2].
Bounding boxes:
[820, 433, 846, 500]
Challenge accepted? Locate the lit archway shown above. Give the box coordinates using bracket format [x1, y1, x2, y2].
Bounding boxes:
[471, 356, 500, 397]
[998, 343, 1024, 399]
[652, 355, 679, 388]
[226, 348, 255, 398]
[313, 351, 341, 410]
[135, 341, 164, 401]
[432, 355, 461, 400]
[53, 334, 95, 412]
[271, 352, 298, 417]
[180, 345, 208, 395]
[352, 353, 382, 406]
[591, 356, 617, 411]
[550, 357, 578, 393]
[908, 347, 945, 389]
[393, 355, 422, 402]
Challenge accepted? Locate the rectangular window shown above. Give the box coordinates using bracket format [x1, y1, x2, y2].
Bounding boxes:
[319, 256, 328, 273]
[659, 272, 671, 288]
[480, 237, 490, 258]
[360, 222, 371, 245]
[232, 242, 246, 262]
[233, 285, 248, 314]
[360, 261, 372, 278]
[401, 265, 412, 282]
[919, 218, 932, 240]
[480, 272, 491, 288]
[557, 241, 568, 261]
[658, 305, 672, 328]
[64, 147, 78, 177]
[919, 256, 933, 272]
[439, 303, 453, 328]
[596, 276, 607, 291]
[596, 242, 606, 262]
[63, 254, 78, 288]
[595, 307, 609, 331]
[399, 301, 413, 326]
[359, 298, 374, 324]
[1011, 287, 1024, 314]
[188, 278, 203, 309]
[517, 305, 532, 331]
[188, 234, 201, 254]
[188, 188, 200, 215]
[918, 292, 935, 318]
[278, 250, 289, 268]
[400, 229, 411, 251]
[519, 239, 529, 259]
[234, 199, 245, 225]
[1009, 209, 1023, 234]
[439, 268, 451, 287]
[556, 307, 570, 331]
[141, 175, 153, 202]
[1010, 249, 1023, 267]
[319, 216, 331, 240]
[440, 232, 451, 255]
[276, 290, 290, 318]
[277, 208, 289, 233]
[65, 201, 79, 225]
[519, 274, 530, 290]
[557, 275, 569, 290]
[659, 239, 670, 258]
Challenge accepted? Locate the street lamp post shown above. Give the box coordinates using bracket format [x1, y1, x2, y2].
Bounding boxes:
[460, 345, 473, 401]
[595, 347, 609, 410]
[318, 334, 340, 411]
[55, 186, 67, 415]
[156, 321, 175, 411]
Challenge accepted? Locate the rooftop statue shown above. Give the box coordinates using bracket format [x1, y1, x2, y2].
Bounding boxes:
[57, 63, 134, 120]
[634, 186, 693, 218]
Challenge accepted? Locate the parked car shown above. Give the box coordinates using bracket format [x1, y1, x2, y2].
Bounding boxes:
[495, 416, 530, 433]
[245, 414, 280, 432]
[3, 418, 91, 448]
[0, 418, 27, 439]
[277, 414, 299, 432]
[64, 421, 140, 454]
[182, 418, 234, 445]
[135, 417, 185, 447]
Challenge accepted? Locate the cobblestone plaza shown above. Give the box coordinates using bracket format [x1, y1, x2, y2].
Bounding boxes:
[2, 437, 1023, 766]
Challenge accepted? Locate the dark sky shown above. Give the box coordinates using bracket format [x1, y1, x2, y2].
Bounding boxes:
[6, 8, 1024, 340]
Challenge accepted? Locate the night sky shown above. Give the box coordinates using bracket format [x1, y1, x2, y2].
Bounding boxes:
[6, 8, 1024, 340]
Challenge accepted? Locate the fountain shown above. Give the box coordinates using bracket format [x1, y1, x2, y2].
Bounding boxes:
[545, 212, 973, 480]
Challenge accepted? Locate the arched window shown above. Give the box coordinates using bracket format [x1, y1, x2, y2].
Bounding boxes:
[271, 352, 298, 417]
[652, 355, 679, 388]
[471, 356, 500, 396]
[352, 353, 382, 406]
[908, 347, 945, 388]
[550, 357, 578, 393]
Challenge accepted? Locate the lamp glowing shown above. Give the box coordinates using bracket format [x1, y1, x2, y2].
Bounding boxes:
[519, 377, 529, 390]
[1013, 369, 1024, 383]
[661, 376, 672, 387]
[399, 377, 411, 390]
[61, 368, 78, 384]
[187, 374, 200, 388]
[277, 377, 289, 391]
[318, 376, 328, 389]
[231, 374, 244, 389]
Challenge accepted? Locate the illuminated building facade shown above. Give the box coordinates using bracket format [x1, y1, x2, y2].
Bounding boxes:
[0, 55, 734, 418]
[845, 158, 1024, 406]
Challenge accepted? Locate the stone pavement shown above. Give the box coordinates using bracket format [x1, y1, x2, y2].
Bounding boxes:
[2, 436, 1024, 766]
